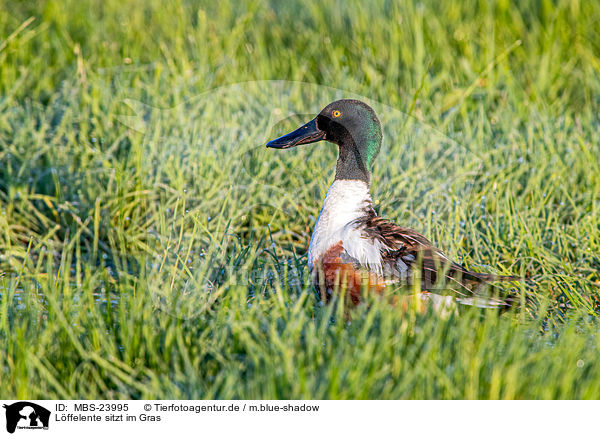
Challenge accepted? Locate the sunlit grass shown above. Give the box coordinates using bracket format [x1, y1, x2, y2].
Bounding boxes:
[0, 0, 599, 399]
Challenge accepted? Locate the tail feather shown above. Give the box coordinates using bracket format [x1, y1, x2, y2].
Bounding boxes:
[447, 260, 521, 284]
[449, 267, 522, 309]
[463, 271, 522, 283]
[456, 292, 520, 309]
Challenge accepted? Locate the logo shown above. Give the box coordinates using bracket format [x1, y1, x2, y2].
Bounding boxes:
[2, 402, 50, 434]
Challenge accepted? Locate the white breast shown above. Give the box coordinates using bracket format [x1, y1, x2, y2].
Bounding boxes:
[307, 180, 385, 274]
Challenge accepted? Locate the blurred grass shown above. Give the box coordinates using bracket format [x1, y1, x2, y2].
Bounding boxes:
[0, 0, 599, 399]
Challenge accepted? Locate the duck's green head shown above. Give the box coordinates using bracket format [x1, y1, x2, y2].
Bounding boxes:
[266, 99, 382, 184]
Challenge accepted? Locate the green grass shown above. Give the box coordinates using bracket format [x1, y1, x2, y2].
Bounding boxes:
[1, 0, 600, 399]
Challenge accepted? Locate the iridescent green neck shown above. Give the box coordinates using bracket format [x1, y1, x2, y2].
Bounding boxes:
[364, 123, 381, 170]
[334, 117, 382, 184]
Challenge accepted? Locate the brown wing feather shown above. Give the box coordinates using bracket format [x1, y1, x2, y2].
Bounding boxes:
[353, 215, 520, 294]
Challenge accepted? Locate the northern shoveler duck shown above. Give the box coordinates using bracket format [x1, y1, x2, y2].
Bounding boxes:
[267, 99, 519, 308]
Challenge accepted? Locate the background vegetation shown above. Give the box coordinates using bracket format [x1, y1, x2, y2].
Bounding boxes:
[0, 0, 599, 399]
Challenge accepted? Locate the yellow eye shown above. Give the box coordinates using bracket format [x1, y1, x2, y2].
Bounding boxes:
[332, 110, 341, 118]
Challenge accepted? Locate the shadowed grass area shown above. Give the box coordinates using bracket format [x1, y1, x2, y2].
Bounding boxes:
[0, 0, 599, 399]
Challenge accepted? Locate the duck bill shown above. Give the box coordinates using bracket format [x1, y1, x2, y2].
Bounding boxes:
[266, 118, 325, 149]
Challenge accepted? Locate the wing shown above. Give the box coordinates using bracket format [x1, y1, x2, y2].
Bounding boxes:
[351, 215, 520, 306]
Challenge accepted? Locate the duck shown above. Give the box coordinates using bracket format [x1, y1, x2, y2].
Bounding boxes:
[266, 99, 519, 308]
